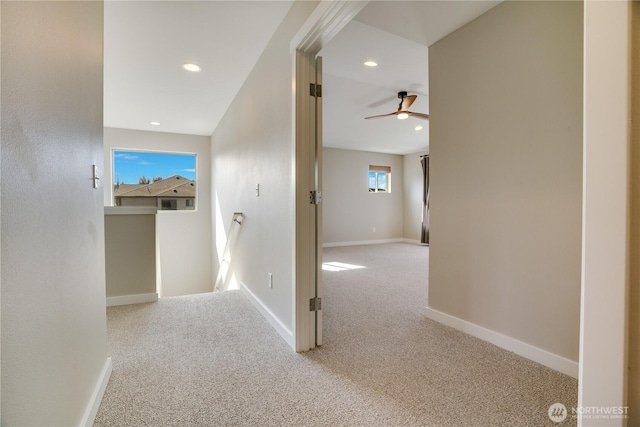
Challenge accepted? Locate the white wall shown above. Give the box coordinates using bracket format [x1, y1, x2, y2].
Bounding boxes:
[403, 150, 429, 242]
[428, 0, 583, 364]
[211, 1, 318, 346]
[1, 2, 110, 425]
[321, 147, 429, 244]
[104, 128, 212, 297]
[579, 1, 631, 423]
[323, 148, 404, 245]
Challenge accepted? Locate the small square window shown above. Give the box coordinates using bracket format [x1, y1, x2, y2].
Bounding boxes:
[369, 165, 391, 193]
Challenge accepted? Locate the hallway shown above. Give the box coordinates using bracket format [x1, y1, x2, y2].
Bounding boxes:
[95, 243, 577, 426]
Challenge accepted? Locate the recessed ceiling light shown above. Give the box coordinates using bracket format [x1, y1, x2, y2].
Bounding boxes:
[364, 61, 378, 67]
[150, 121, 160, 126]
[397, 112, 409, 120]
[415, 125, 423, 131]
[182, 63, 202, 72]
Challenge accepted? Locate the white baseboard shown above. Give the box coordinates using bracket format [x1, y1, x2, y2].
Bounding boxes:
[106, 292, 158, 307]
[323, 238, 426, 248]
[240, 282, 294, 348]
[80, 357, 112, 427]
[323, 238, 404, 248]
[425, 307, 579, 378]
[400, 238, 424, 245]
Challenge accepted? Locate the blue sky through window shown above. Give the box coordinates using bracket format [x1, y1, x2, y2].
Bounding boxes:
[377, 172, 387, 191]
[369, 171, 376, 190]
[114, 150, 196, 184]
[369, 171, 387, 192]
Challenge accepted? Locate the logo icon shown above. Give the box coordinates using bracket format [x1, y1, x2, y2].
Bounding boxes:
[548, 403, 568, 423]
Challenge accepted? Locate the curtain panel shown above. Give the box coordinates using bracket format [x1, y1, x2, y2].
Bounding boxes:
[420, 155, 430, 245]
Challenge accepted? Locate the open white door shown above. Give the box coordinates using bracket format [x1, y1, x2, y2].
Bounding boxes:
[293, 50, 323, 351]
[294, 52, 323, 350]
[313, 55, 323, 346]
[292, 1, 369, 352]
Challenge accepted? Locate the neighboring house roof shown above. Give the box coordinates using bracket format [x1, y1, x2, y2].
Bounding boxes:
[114, 175, 195, 198]
[113, 183, 145, 195]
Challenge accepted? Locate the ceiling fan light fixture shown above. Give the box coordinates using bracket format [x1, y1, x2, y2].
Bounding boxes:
[182, 63, 202, 72]
[364, 91, 428, 121]
[364, 61, 378, 67]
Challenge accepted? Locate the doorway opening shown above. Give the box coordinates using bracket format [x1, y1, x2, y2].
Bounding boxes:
[293, 1, 438, 352]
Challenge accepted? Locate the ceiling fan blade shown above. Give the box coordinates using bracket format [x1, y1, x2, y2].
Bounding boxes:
[364, 112, 398, 120]
[401, 95, 417, 111]
[407, 111, 430, 120]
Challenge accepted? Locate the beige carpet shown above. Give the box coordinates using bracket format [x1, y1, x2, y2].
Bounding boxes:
[94, 243, 577, 426]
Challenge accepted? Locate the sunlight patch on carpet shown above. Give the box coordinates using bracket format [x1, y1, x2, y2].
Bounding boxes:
[322, 261, 366, 272]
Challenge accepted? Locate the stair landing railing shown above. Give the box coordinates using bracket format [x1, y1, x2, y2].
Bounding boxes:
[213, 212, 244, 292]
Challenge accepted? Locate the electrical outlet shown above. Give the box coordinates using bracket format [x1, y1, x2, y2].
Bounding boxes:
[268, 273, 273, 289]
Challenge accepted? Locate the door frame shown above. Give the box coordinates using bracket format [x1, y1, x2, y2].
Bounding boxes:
[291, 0, 369, 352]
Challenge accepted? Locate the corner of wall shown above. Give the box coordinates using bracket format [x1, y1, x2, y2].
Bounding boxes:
[80, 357, 112, 427]
[402, 150, 428, 241]
[240, 282, 294, 348]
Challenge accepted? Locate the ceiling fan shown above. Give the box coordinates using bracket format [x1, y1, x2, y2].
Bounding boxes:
[365, 91, 429, 121]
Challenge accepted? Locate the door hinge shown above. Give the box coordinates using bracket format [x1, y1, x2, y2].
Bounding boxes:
[309, 190, 322, 205]
[310, 83, 322, 98]
[309, 297, 322, 312]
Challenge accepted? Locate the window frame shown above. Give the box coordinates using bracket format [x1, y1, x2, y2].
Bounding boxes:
[111, 148, 198, 213]
[369, 165, 391, 193]
[160, 199, 178, 210]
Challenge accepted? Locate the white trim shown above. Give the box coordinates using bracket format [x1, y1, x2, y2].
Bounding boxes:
[293, 49, 316, 352]
[579, 1, 630, 420]
[323, 238, 406, 248]
[292, 0, 370, 353]
[106, 293, 158, 307]
[290, 0, 369, 53]
[425, 307, 578, 378]
[401, 238, 423, 245]
[240, 282, 294, 349]
[104, 206, 157, 216]
[80, 357, 112, 427]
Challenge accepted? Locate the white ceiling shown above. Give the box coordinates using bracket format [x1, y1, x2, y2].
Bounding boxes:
[320, 20, 431, 155]
[104, 1, 499, 154]
[104, 1, 293, 136]
[320, 1, 500, 155]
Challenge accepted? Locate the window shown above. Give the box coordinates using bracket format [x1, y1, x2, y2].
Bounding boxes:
[160, 199, 178, 210]
[369, 165, 391, 193]
[113, 150, 197, 210]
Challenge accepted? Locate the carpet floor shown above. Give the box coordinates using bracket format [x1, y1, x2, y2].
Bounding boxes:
[94, 243, 577, 426]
